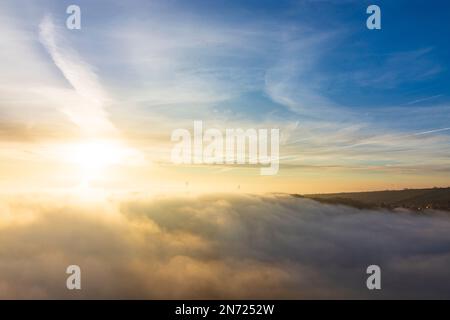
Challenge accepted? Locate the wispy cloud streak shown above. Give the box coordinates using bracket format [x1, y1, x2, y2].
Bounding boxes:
[38, 15, 117, 137]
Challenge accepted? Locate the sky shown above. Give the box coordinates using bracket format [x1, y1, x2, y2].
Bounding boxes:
[1, 0, 450, 194]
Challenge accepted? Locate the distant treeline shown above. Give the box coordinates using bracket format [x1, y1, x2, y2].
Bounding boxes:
[294, 187, 450, 212]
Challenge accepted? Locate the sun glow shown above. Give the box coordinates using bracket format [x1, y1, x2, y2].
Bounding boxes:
[70, 140, 124, 171]
[61, 139, 140, 187]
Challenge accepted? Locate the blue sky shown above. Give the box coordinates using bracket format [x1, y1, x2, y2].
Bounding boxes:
[15, 0, 450, 113]
[1, 0, 450, 193]
[12, 0, 450, 120]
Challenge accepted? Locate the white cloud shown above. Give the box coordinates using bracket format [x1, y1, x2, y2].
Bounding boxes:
[38, 15, 117, 137]
[1, 193, 450, 299]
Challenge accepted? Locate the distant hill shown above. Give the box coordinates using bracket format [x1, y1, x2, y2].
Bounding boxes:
[294, 187, 450, 212]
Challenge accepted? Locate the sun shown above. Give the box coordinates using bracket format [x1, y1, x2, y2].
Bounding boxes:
[70, 140, 124, 171]
[63, 139, 133, 186]
[50, 138, 145, 193]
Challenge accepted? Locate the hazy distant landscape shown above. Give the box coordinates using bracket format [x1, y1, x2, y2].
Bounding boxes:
[298, 187, 450, 212]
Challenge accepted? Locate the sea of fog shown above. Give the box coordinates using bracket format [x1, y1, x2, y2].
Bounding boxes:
[1, 193, 449, 299]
